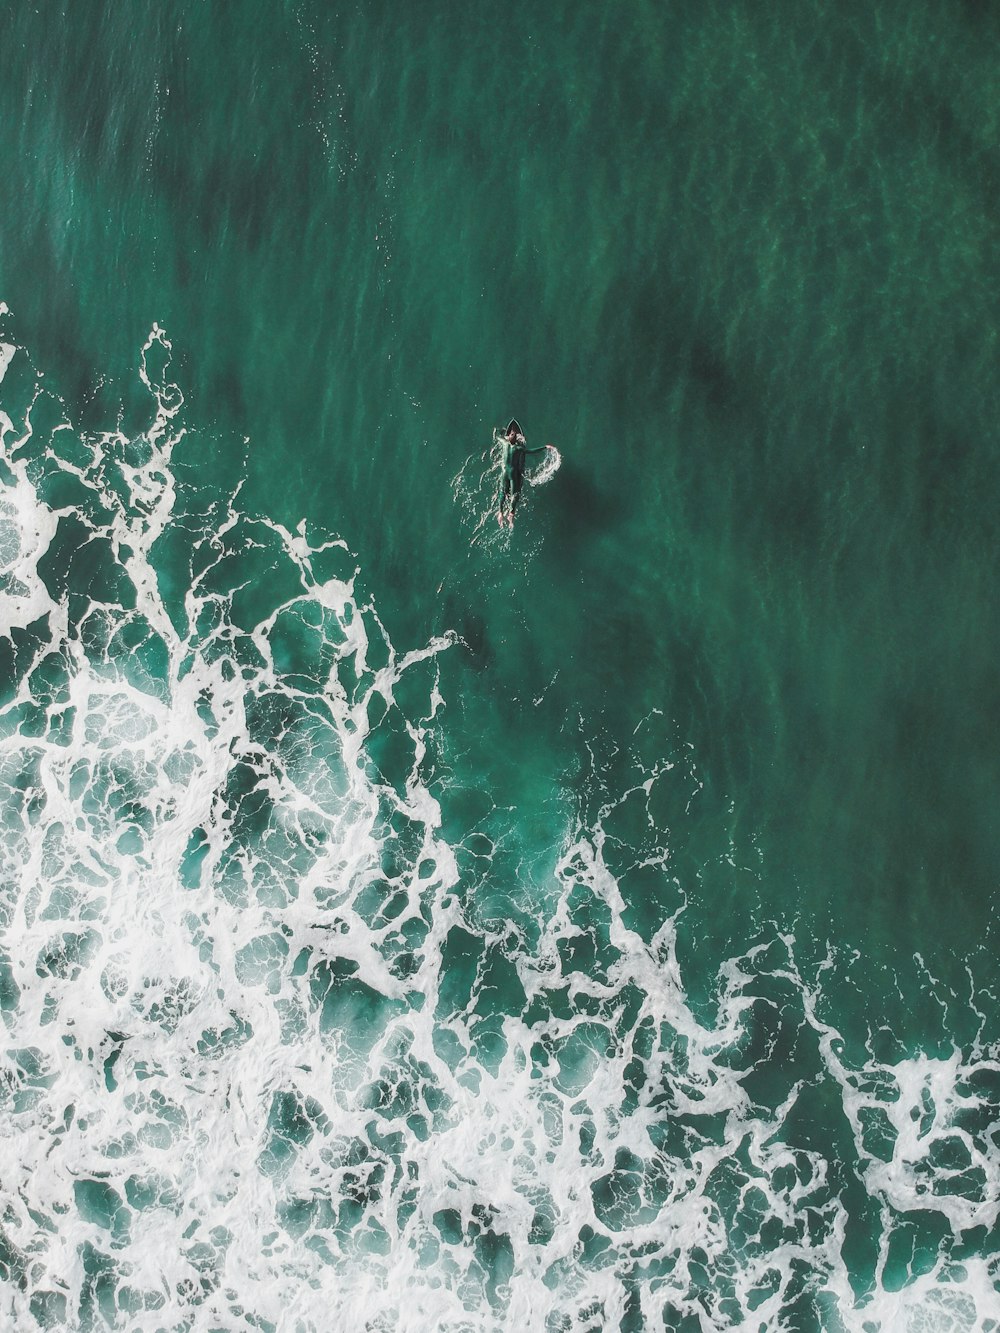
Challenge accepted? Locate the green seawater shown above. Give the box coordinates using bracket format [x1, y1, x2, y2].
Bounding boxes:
[3, 1, 1000, 1324]
[8, 0, 998, 998]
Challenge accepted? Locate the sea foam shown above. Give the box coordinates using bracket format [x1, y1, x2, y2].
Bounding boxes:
[0, 322, 997, 1331]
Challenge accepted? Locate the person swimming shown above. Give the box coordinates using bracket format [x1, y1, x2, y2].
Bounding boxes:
[497, 424, 553, 527]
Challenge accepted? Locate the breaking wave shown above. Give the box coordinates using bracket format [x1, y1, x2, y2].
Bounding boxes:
[0, 319, 997, 1331]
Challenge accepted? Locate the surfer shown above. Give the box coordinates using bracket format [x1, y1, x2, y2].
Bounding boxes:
[497, 422, 554, 527]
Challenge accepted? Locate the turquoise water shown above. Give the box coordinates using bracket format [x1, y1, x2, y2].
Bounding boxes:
[2, 3, 999, 1328]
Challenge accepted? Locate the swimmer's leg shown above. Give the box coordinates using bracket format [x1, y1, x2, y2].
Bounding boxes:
[498, 473, 511, 525]
[508, 475, 523, 526]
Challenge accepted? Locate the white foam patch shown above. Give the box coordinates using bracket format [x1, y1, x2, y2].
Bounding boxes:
[0, 331, 997, 1331]
[526, 445, 561, 487]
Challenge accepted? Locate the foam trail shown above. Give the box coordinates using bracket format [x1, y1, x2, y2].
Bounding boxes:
[0, 320, 997, 1330]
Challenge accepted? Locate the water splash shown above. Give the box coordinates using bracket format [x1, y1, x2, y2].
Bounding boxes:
[526, 445, 561, 488]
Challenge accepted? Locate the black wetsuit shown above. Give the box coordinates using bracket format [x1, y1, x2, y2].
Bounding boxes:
[498, 436, 547, 520]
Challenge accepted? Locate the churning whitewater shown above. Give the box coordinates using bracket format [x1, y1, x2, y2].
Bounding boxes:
[1, 327, 997, 1330]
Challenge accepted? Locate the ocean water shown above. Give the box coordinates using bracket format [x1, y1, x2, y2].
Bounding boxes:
[2, 2, 999, 1329]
